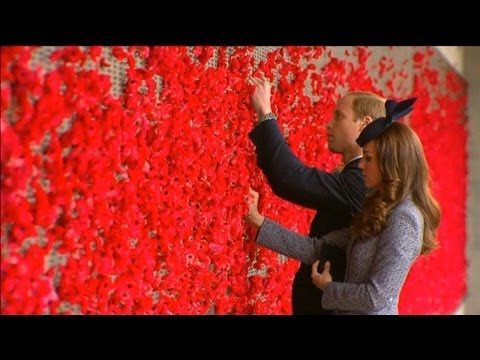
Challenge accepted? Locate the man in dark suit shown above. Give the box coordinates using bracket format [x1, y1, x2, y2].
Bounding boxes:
[249, 76, 386, 314]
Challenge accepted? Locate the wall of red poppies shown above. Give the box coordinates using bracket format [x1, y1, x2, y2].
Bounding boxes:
[0, 46, 467, 314]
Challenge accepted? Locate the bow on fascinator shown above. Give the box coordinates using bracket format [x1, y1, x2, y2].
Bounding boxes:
[356, 97, 417, 146]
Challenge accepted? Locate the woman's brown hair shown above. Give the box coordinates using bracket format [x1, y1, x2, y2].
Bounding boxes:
[352, 122, 441, 254]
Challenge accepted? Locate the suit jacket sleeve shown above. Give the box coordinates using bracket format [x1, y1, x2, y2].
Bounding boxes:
[256, 218, 352, 264]
[249, 119, 364, 211]
[321, 208, 423, 313]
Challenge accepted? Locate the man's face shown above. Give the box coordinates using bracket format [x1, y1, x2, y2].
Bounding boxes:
[326, 95, 362, 154]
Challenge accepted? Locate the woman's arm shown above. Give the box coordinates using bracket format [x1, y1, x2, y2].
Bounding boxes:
[256, 218, 323, 264]
[321, 207, 423, 313]
[247, 189, 351, 264]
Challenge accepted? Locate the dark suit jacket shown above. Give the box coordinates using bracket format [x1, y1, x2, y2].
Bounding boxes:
[249, 119, 366, 314]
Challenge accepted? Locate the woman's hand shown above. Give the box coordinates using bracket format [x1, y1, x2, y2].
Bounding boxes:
[246, 188, 264, 228]
[311, 260, 333, 291]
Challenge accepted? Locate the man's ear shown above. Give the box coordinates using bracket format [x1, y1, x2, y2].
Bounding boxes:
[360, 116, 373, 131]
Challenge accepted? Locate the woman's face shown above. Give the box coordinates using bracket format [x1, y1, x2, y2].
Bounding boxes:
[359, 141, 382, 189]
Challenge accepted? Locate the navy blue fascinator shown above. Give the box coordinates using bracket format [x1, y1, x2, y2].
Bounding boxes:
[356, 97, 417, 146]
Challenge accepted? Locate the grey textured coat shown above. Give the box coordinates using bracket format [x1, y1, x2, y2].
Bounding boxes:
[256, 197, 423, 315]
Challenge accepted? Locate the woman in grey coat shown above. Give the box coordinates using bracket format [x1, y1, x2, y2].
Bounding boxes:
[247, 98, 441, 315]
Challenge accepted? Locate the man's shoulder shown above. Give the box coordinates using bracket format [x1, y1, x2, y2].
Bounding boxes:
[338, 163, 364, 181]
